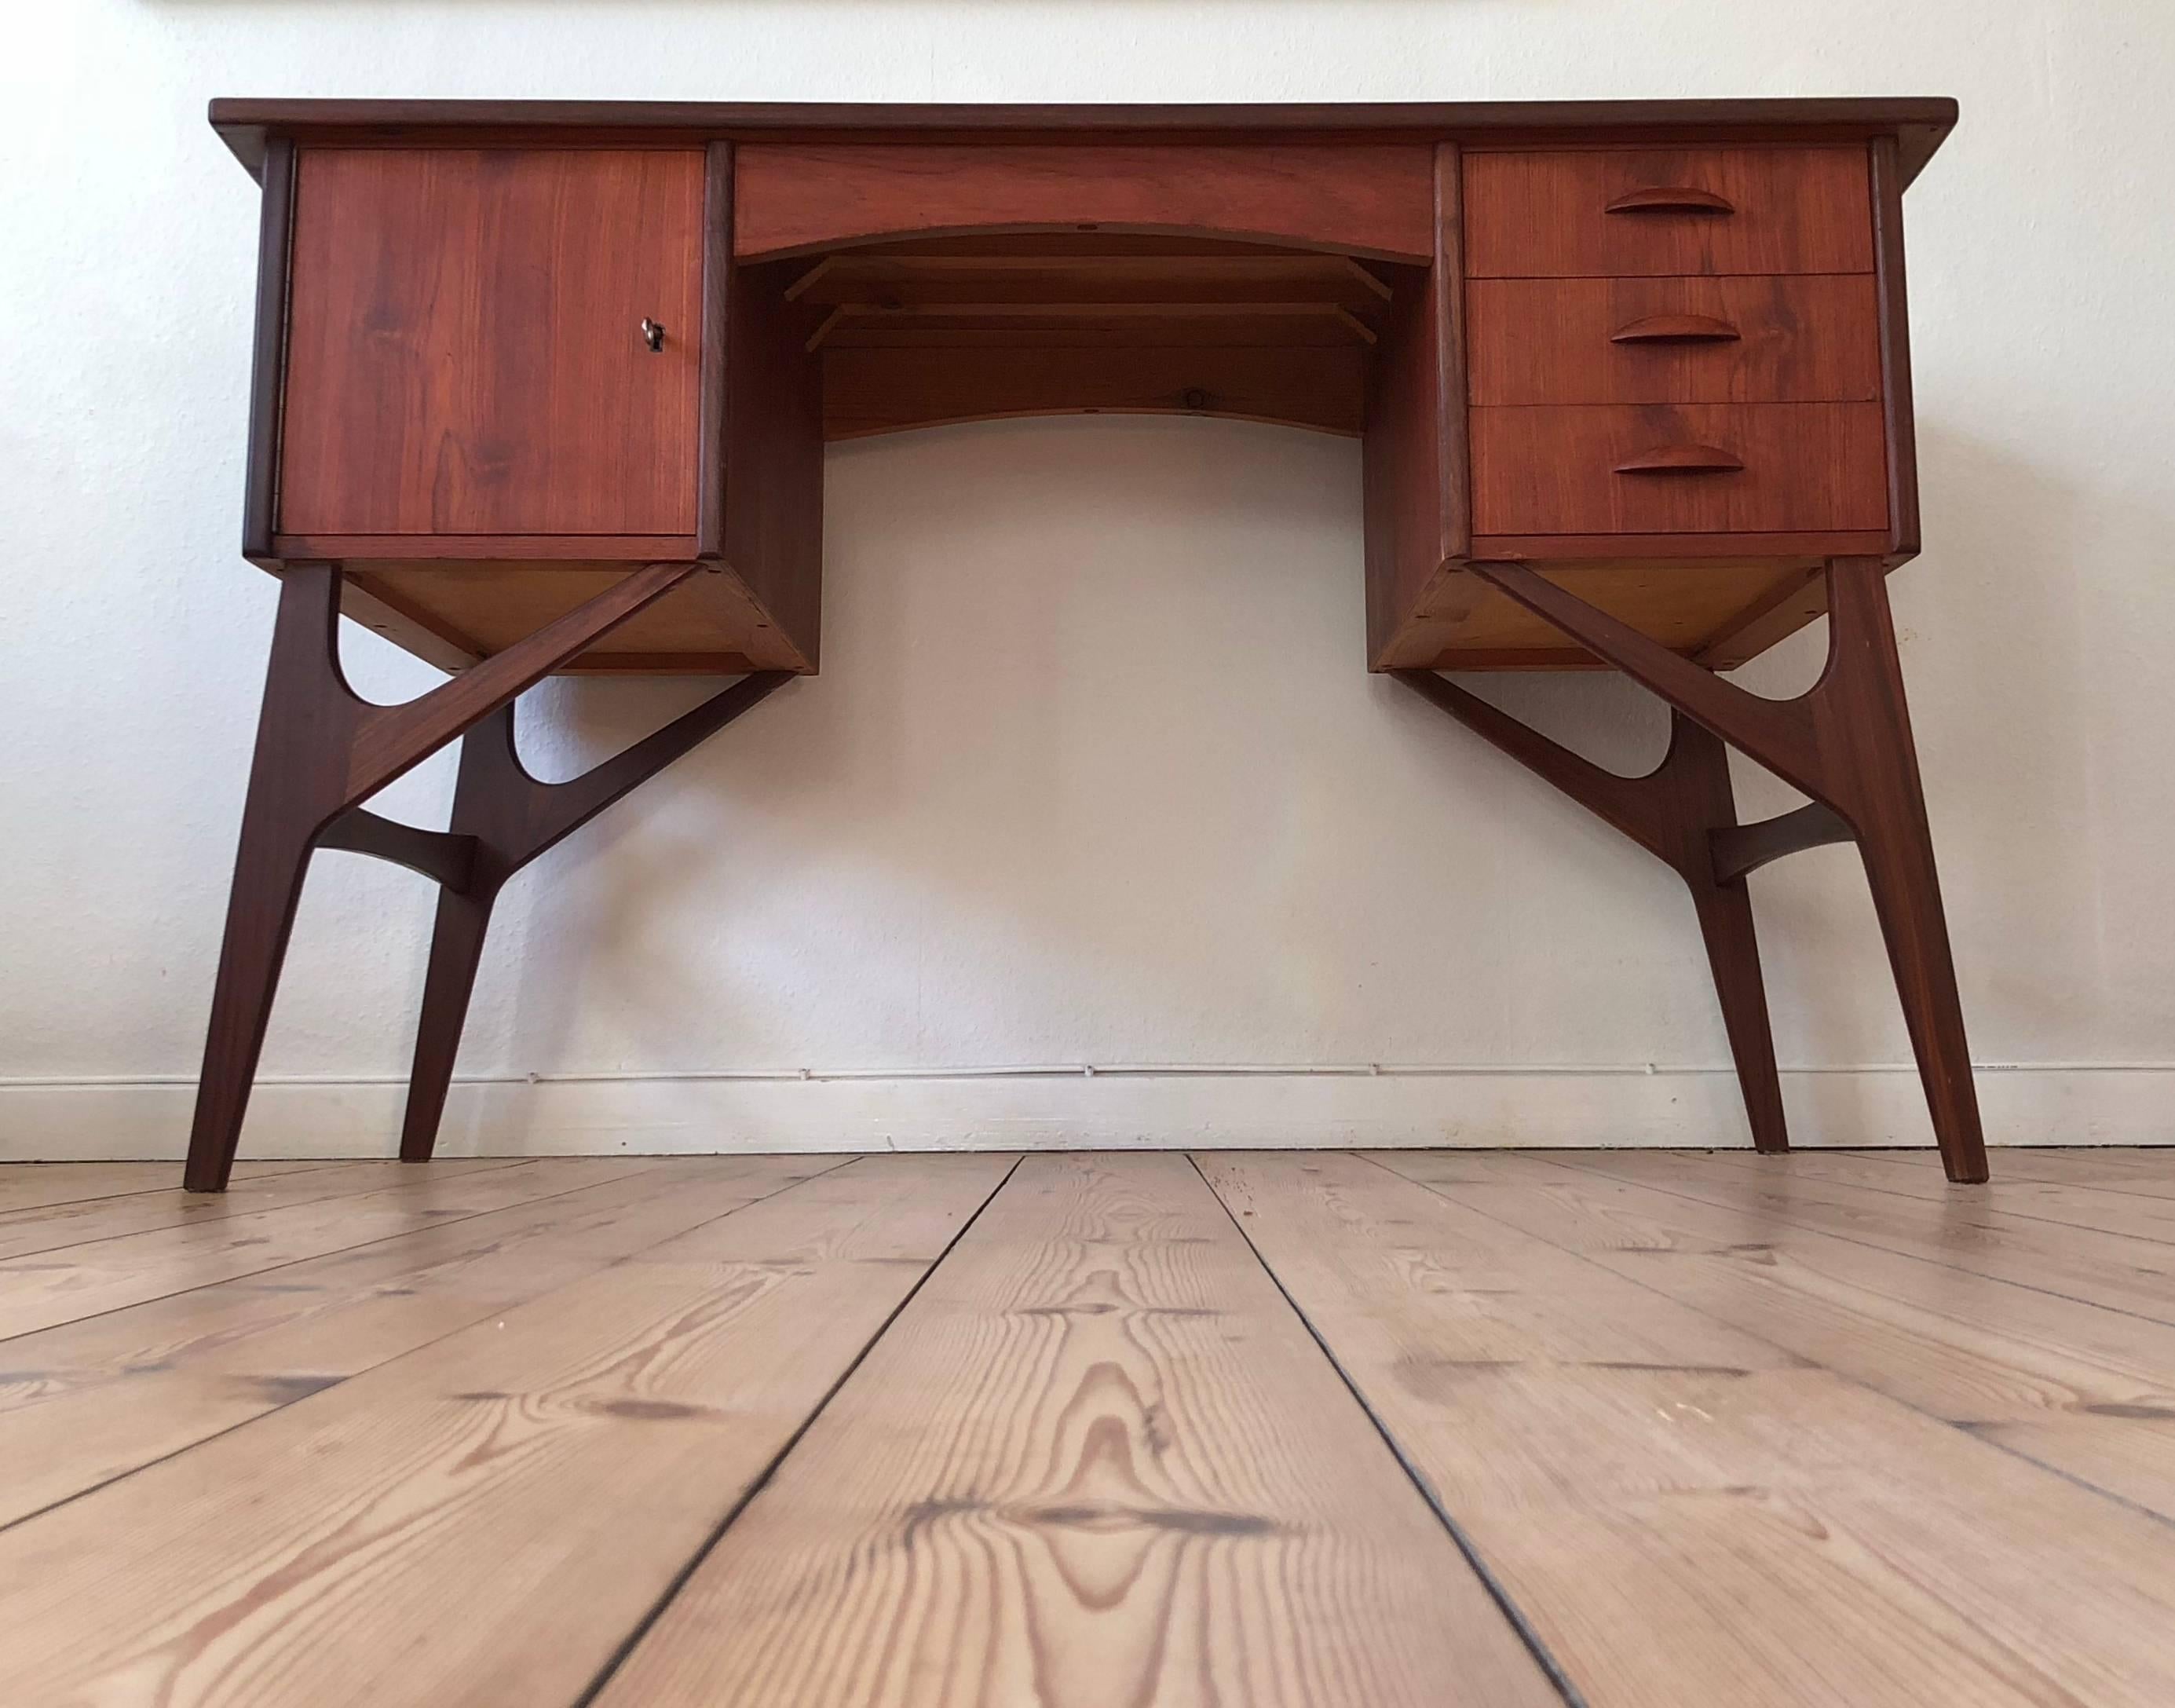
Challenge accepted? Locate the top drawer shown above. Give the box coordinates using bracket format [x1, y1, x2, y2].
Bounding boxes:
[1463, 146, 1874, 278]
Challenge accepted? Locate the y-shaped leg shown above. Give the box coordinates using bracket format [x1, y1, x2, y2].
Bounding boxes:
[185, 559, 708, 1192]
[1399, 674, 1789, 1153]
[1457, 556, 1988, 1183]
[394, 672, 791, 1162]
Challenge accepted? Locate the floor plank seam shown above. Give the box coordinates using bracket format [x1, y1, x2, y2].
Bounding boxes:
[1540, 1154, 2175, 1332]
[1369, 1154, 2175, 1542]
[1691, 1148, 2175, 1243]
[564, 1152, 1027, 1708]
[1954, 1424, 2175, 1535]
[0, 1157, 869, 1537]
[1185, 1153, 1595, 1708]
[0, 1161, 664, 1348]
[0, 1158, 360, 1214]
[0, 1158, 536, 1264]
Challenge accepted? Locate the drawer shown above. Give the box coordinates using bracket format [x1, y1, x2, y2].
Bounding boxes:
[1467, 276, 1882, 407]
[1469, 402, 1889, 536]
[1463, 147, 1874, 278]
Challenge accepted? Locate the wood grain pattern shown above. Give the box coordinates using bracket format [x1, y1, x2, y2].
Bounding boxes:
[792, 250, 1393, 310]
[1470, 400, 1890, 535]
[0, 1158, 642, 1340]
[0, 1161, 326, 1216]
[1464, 146, 1875, 277]
[1383, 558, 1819, 670]
[733, 143, 1438, 262]
[1467, 274, 1882, 405]
[0, 1155, 1011, 1708]
[346, 562, 803, 671]
[280, 148, 704, 537]
[722, 259, 828, 659]
[4, 1150, 2174, 1704]
[1375, 1150, 2175, 1525]
[0, 1158, 835, 1528]
[592, 1152, 1559, 1708]
[1362, 144, 1463, 668]
[0, 1157, 515, 1264]
[208, 97, 1962, 188]
[1205, 1150, 2175, 1707]
[1572, 1150, 2175, 1323]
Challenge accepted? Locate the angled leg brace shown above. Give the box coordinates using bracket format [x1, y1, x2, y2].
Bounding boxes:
[1398, 556, 1988, 1183]
[184, 561, 791, 1190]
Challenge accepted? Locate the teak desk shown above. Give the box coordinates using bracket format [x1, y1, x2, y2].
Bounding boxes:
[185, 97, 1990, 1190]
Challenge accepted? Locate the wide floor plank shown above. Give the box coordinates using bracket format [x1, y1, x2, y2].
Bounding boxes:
[1695, 1146, 2175, 1245]
[1204, 1150, 2175, 1707]
[0, 1158, 523, 1264]
[0, 1160, 326, 1215]
[0, 1157, 648, 1340]
[1569, 1149, 2175, 1324]
[1374, 1150, 2175, 1523]
[0, 1154, 1013, 1708]
[0, 1155, 836, 1527]
[592, 1152, 1559, 1708]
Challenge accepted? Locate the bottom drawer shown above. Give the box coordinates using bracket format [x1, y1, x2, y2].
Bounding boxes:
[1470, 402, 1889, 537]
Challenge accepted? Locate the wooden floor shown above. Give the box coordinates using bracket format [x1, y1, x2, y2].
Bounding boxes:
[2, 1150, 2173, 1705]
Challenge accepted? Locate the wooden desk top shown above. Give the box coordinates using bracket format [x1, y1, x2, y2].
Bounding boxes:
[210, 96, 1957, 182]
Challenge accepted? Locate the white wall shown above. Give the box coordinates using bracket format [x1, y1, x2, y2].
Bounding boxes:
[3, 2, 2171, 1158]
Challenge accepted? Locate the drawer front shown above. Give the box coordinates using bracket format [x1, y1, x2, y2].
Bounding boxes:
[1464, 147, 1874, 278]
[1467, 276, 1882, 407]
[1470, 402, 1890, 536]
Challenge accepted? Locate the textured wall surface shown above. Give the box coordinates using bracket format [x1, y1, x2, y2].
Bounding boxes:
[2, 3, 2170, 1156]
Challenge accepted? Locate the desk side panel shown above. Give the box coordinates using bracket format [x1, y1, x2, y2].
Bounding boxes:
[1362, 144, 1468, 669]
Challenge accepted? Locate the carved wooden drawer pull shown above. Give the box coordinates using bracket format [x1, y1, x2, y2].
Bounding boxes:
[1614, 444, 1745, 475]
[1605, 186, 1736, 216]
[1610, 313, 1742, 345]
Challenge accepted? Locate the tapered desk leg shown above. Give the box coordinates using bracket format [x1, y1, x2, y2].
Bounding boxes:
[1823, 561, 1988, 1183]
[399, 889, 498, 1162]
[183, 822, 316, 1193]
[1669, 722, 1791, 1155]
[1690, 883, 1789, 1154]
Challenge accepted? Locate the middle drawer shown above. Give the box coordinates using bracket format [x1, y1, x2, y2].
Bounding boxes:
[1468, 275, 1882, 407]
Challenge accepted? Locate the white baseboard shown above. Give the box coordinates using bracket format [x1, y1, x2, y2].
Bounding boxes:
[2, 1064, 2169, 1159]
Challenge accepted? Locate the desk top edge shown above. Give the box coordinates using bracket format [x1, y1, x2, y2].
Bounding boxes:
[208, 96, 1958, 185]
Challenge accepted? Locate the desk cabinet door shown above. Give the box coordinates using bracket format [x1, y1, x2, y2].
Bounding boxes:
[278, 148, 704, 540]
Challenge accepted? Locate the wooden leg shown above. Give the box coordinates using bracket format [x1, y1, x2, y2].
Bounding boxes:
[183, 568, 360, 1194]
[1689, 882, 1789, 1154]
[1823, 562, 1988, 1183]
[184, 560, 723, 1190]
[1665, 719, 1790, 1156]
[183, 823, 316, 1192]
[1418, 555, 1987, 1181]
[1395, 677, 1792, 1154]
[399, 889, 497, 1163]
